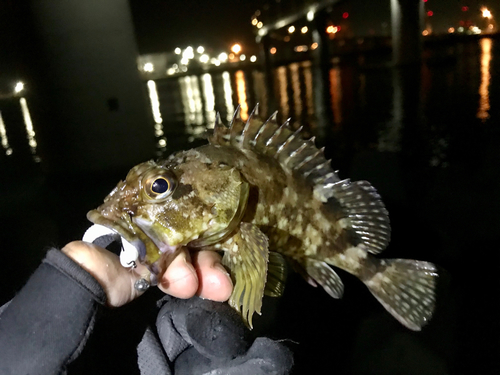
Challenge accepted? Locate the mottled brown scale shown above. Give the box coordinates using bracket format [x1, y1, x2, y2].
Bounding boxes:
[88, 107, 438, 331]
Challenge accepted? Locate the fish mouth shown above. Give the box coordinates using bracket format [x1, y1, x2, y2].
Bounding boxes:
[85, 210, 178, 274]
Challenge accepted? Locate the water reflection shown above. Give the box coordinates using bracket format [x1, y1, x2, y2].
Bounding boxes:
[289, 63, 302, 118]
[302, 62, 314, 118]
[235, 70, 249, 121]
[179, 75, 203, 126]
[147, 80, 167, 151]
[19, 97, 39, 161]
[222, 72, 235, 123]
[201, 73, 216, 127]
[276, 66, 290, 119]
[477, 38, 492, 122]
[378, 69, 403, 152]
[0, 111, 13, 156]
[329, 67, 342, 126]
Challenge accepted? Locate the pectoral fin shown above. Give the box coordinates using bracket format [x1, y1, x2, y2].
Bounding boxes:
[221, 222, 269, 329]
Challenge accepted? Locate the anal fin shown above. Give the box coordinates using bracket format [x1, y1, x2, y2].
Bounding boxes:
[304, 258, 344, 299]
[221, 222, 269, 329]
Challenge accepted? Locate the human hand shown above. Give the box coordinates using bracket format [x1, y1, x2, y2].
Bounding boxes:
[62, 241, 233, 308]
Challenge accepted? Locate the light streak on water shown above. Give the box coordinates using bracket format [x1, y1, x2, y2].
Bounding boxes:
[378, 70, 402, 152]
[477, 38, 492, 122]
[276, 66, 289, 119]
[222, 72, 234, 122]
[147, 80, 163, 124]
[302, 61, 314, 117]
[0, 111, 13, 156]
[235, 70, 248, 121]
[289, 63, 302, 118]
[179, 75, 203, 126]
[19, 97, 39, 158]
[201, 73, 216, 127]
[329, 67, 342, 126]
[147, 80, 166, 150]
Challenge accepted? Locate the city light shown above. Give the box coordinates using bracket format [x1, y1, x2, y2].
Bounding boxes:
[482, 8, 492, 19]
[174, 47, 181, 54]
[422, 30, 429, 36]
[218, 52, 228, 62]
[240, 54, 246, 61]
[143, 63, 154, 72]
[342, 12, 349, 19]
[301, 26, 308, 33]
[288, 26, 295, 33]
[427, 10, 433, 17]
[199, 54, 209, 63]
[270, 47, 277, 54]
[251, 18, 258, 26]
[462, 6, 468, 12]
[183, 46, 194, 59]
[311, 42, 318, 50]
[307, 10, 315, 21]
[326, 25, 338, 34]
[448, 27, 455, 33]
[257, 21, 263, 29]
[231, 44, 242, 54]
[470, 26, 481, 34]
[250, 55, 257, 62]
[197, 46, 205, 54]
[14, 82, 24, 93]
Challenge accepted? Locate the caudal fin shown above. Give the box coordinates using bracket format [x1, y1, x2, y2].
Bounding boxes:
[364, 259, 438, 331]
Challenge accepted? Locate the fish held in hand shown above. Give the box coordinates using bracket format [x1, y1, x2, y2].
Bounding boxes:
[87, 106, 438, 330]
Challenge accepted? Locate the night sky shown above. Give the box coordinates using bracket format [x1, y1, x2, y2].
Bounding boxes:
[129, 0, 262, 54]
[129, 0, 500, 54]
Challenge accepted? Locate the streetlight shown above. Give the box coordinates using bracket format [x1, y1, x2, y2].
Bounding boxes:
[14, 82, 24, 93]
[231, 44, 241, 54]
[218, 52, 228, 62]
[482, 7, 492, 19]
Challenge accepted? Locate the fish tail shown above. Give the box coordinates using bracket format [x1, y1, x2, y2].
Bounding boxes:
[363, 258, 438, 331]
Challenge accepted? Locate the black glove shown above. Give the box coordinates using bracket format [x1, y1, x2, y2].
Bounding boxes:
[138, 296, 294, 375]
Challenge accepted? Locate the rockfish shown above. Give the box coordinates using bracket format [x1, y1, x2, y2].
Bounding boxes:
[86, 107, 437, 330]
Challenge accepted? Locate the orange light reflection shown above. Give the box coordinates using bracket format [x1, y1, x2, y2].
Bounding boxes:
[235, 70, 249, 121]
[329, 68, 342, 126]
[276, 66, 289, 119]
[477, 38, 492, 122]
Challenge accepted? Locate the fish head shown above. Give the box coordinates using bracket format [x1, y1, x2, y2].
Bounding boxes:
[87, 150, 249, 268]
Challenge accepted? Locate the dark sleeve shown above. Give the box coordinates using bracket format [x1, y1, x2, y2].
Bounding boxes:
[0, 248, 107, 375]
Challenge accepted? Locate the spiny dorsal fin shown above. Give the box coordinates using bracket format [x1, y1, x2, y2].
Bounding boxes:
[209, 107, 391, 254]
[209, 106, 337, 183]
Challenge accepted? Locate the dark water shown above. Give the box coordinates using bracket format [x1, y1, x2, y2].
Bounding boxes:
[1, 37, 499, 374]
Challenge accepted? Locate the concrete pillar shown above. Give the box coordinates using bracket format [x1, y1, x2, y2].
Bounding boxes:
[29, 0, 153, 173]
[391, 0, 424, 65]
[311, 9, 333, 136]
[258, 33, 277, 115]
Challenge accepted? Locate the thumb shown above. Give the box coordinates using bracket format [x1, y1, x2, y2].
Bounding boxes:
[63, 241, 148, 307]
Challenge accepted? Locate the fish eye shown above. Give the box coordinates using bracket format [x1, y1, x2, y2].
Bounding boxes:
[143, 169, 177, 200]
